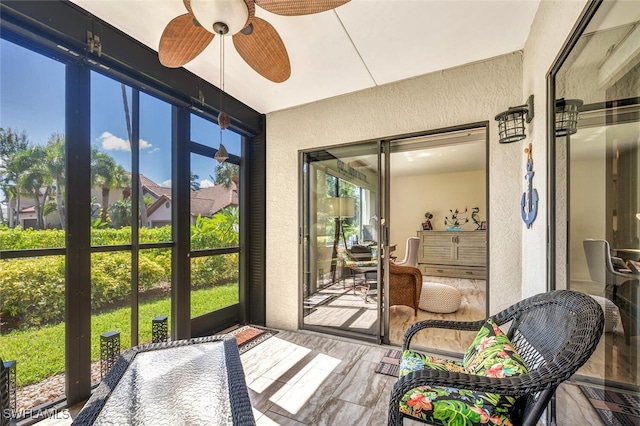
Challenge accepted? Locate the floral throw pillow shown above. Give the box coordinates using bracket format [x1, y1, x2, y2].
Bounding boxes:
[463, 318, 529, 377]
[400, 350, 465, 377]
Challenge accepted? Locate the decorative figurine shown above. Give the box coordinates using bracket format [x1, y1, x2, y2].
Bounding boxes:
[422, 212, 433, 230]
[445, 207, 469, 231]
[471, 207, 481, 230]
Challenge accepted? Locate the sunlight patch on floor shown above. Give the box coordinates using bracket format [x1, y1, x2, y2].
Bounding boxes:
[269, 353, 341, 414]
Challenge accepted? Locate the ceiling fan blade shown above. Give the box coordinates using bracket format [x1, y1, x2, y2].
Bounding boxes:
[233, 17, 290, 83]
[158, 14, 214, 68]
[255, 0, 350, 16]
[183, 0, 193, 15]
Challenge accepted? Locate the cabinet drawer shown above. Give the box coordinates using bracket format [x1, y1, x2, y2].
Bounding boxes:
[419, 264, 486, 279]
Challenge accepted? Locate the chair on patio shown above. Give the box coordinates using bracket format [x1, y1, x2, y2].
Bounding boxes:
[388, 263, 422, 316]
[343, 245, 377, 289]
[388, 290, 604, 426]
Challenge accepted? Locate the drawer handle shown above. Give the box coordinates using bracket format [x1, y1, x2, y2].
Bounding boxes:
[436, 269, 444, 272]
[465, 271, 473, 275]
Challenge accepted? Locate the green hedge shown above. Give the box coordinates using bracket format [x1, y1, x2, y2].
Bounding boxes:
[0, 221, 239, 329]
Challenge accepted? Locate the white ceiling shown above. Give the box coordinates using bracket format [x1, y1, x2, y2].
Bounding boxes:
[70, 0, 541, 114]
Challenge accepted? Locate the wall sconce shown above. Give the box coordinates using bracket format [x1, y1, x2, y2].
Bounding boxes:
[555, 98, 583, 136]
[495, 95, 534, 143]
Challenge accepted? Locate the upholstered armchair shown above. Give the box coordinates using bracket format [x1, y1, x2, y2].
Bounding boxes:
[395, 237, 420, 268]
[388, 263, 422, 316]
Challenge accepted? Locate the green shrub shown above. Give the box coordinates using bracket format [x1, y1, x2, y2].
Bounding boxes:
[191, 253, 239, 289]
[1, 217, 238, 329]
[0, 257, 66, 326]
[0, 227, 65, 249]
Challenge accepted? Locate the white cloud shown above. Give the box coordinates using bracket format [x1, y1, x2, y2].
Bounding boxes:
[162, 179, 172, 188]
[99, 131, 152, 151]
[199, 179, 215, 188]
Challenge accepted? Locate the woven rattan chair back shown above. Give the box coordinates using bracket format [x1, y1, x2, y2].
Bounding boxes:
[390, 290, 604, 426]
[493, 290, 604, 424]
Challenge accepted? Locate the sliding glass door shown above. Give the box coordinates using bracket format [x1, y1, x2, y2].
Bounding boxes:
[300, 142, 384, 342]
[300, 126, 489, 345]
[551, 0, 639, 423]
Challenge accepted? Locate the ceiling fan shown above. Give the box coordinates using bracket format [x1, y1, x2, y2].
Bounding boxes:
[158, 0, 351, 83]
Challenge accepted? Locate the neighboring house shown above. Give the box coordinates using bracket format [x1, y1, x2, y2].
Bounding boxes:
[138, 174, 239, 227]
[16, 174, 237, 228]
[16, 187, 60, 229]
[17, 204, 60, 229]
[146, 183, 238, 227]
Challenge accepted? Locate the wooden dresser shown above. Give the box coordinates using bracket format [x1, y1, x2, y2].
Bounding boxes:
[416, 230, 486, 279]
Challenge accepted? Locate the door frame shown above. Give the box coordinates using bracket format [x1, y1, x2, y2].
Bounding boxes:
[298, 121, 490, 344]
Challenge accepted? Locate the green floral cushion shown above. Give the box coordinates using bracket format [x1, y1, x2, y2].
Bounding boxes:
[400, 350, 465, 376]
[397, 320, 528, 425]
[463, 319, 528, 377]
[399, 386, 519, 426]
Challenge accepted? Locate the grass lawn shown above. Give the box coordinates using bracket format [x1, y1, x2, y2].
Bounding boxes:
[0, 283, 238, 387]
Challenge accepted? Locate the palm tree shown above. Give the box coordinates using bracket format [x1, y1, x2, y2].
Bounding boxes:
[13, 145, 52, 229]
[45, 134, 66, 229]
[0, 127, 29, 227]
[121, 83, 148, 227]
[211, 163, 239, 189]
[190, 172, 200, 191]
[91, 147, 130, 222]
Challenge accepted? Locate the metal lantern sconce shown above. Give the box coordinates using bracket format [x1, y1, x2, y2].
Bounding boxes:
[495, 95, 534, 143]
[555, 98, 583, 137]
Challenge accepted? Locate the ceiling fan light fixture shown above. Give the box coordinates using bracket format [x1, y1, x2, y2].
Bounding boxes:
[218, 111, 230, 130]
[190, 0, 249, 35]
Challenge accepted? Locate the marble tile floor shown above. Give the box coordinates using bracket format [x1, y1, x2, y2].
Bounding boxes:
[34, 328, 613, 426]
[389, 277, 486, 353]
[33, 275, 634, 425]
[303, 277, 487, 351]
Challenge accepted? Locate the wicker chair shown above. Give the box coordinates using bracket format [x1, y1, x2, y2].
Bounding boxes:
[388, 290, 604, 426]
[388, 263, 422, 316]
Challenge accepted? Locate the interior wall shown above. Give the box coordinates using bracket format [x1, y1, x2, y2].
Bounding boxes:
[570, 155, 607, 283]
[390, 170, 486, 261]
[520, 0, 589, 298]
[266, 52, 524, 330]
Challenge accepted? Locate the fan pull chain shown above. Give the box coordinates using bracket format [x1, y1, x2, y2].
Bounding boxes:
[215, 32, 229, 163]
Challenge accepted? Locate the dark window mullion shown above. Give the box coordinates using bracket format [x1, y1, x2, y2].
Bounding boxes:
[131, 88, 140, 346]
[172, 106, 191, 339]
[65, 62, 92, 406]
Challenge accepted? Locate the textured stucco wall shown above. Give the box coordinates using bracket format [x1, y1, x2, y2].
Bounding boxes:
[520, 0, 589, 299]
[266, 53, 524, 330]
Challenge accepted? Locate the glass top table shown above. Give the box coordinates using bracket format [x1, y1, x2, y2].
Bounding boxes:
[72, 336, 255, 425]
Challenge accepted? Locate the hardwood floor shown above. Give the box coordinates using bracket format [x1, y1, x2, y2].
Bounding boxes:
[34, 327, 613, 426]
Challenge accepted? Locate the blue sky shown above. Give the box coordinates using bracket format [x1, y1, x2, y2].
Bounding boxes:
[1, 38, 240, 191]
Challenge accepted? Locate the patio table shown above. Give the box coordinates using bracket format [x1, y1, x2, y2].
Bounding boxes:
[72, 335, 255, 425]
